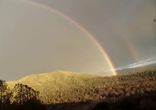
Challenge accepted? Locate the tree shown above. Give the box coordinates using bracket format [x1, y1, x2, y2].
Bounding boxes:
[0, 80, 7, 103]
[0, 80, 13, 110]
[12, 83, 39, 104]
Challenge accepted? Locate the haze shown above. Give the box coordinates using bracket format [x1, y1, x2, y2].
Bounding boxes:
[0, 0, 112, 80]
[0, 0, 155, 80]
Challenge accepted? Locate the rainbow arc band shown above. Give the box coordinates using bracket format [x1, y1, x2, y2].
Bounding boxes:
[18, 0, 117, 76]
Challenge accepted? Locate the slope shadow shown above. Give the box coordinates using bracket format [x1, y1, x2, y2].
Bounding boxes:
[46, 91, 156, 110]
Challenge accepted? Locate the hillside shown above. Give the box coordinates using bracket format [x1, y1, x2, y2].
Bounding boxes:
[8, 70, 156, 104]
[8, 71, 109, 103]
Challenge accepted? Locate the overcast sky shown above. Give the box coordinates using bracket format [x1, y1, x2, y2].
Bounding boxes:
[34, 0, 156, 65]
[0, 0, 155, 80]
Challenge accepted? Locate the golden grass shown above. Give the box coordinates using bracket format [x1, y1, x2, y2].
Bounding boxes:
[7, 70, 156, 104]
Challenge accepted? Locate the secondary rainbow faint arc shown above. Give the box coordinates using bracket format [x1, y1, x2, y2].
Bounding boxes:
[19, 0, 117, 76]
[112, 22, 140, 62]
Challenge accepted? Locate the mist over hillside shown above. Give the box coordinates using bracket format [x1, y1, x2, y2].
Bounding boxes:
[117, 62, 156, 75]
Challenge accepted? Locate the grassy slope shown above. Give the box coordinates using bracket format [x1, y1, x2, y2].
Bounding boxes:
[7, 70, 156, 104]
[8, 71, 110, 103]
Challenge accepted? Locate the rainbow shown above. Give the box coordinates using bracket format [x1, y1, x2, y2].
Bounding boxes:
[96, 15, 140, 66]
[112, 23, 140, 62]
[19, 0, 117, 76]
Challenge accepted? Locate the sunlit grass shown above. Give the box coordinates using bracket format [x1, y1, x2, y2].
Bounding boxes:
[7, 70, 156, 104]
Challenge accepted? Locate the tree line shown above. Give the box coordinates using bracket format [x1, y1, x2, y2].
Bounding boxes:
[0, 80, 45, 110]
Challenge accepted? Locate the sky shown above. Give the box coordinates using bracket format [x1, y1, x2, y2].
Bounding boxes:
[33, 0, 156, 66]
[0, 0, 155, 80]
